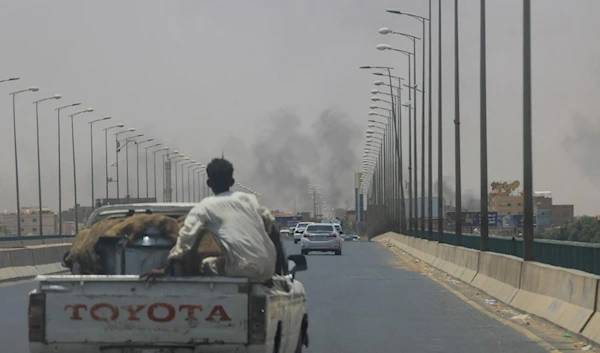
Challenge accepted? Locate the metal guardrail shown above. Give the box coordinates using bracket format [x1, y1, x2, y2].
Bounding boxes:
[409, 230, 600, 276]
[0, 235, 76, 248]
[0, 235, 75, 242]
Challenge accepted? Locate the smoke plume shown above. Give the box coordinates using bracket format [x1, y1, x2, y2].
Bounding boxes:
[562, 114, 600, 181]
[434, 175, 480, 211]
[240, 108, 361, 212]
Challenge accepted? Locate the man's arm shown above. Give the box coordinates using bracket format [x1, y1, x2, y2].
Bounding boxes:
[259, 207, 288, 275]
[168, 209, 205, 261]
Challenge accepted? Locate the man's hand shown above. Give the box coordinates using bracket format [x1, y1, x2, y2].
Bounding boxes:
[139, 268, 167, 282]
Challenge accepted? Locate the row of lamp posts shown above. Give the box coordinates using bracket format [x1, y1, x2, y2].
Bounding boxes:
[358, 1, 534, 261]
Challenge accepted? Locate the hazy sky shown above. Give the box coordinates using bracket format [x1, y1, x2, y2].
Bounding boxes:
[0, 0, 599, 216]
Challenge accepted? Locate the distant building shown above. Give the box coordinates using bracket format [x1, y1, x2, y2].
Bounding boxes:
[0, 207, 57, 236]
[551, 204, 574, 227]
[489, 194, 523, 215]
[534, 192, 553, 230]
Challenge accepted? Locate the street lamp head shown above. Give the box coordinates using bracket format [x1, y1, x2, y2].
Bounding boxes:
[103, 116, 111, 120]
[85, 108, 94, 112]
[367, 124, 376, 128]
[117, 123, 125, 127]
[368, 111, 377, 115]
[191, 160, 196, 163]
[28, 86, 40, 92]
[53, 94, 62, 99]
[378, 27, 391, 35]
[370, 97, 381, 102]
[366, 129, 375, 134]
[386, 9, 402, 15]
[373, 72, 384, 76]
[127, 128, 135, 132]
[173, 150, 179, 153]
[376, 44, 392, 51]
[374, 81, 383, 86]
[369, 104, 378, 109]
[371, 89, 380, 94]
[359, 66, 371, 69]
[9, 78, 19, 81]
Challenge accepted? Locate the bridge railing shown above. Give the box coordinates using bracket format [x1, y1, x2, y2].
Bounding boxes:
[0, 235, 76, 248]
[408, 230, 600, 276]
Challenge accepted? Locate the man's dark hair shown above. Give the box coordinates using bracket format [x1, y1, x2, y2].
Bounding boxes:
[206, 158, 234, 192]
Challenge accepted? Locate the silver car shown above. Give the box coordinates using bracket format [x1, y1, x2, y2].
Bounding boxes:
[300, 223, 342, 255]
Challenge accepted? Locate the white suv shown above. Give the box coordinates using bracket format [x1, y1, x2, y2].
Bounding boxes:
[293, 222, 312, 243]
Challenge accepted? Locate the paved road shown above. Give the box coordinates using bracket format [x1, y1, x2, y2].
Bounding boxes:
[285, 240, 548, 353]
[1, 241, 548, 352]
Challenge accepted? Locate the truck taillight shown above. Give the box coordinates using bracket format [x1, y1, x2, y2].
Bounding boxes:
[248, 295, 267, 344]
[28, 292, 46, 343]
[303, 233, 311, 238]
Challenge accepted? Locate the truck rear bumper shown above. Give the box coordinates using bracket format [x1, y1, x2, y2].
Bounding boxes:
[30, 343, 264, 353]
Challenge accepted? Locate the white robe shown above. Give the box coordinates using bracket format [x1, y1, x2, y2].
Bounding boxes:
[168, 191, 277, 281]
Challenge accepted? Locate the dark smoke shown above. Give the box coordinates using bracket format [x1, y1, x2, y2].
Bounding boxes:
[562, 115, 600, 181]
[241, 108, 361, 212]
[434, 175, 480, 211]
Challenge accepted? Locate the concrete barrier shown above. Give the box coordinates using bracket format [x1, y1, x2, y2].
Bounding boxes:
[511, 261, 598, 335]
[374, 232, 600, 345]
[583, 291, 600, 342]
[0, 244, 70, 283]
[452, 247, 479, 283]
[471, 252, 523, 304]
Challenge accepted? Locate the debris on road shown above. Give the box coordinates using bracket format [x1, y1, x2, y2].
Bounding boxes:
[484, 299, 497, 305]
[582, 344, 593, 351]
[511, 314, 530, 325]
[564, 332, 572, 338]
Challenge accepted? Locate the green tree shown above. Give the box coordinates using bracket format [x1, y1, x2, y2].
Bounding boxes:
[536, 217, 600, 243]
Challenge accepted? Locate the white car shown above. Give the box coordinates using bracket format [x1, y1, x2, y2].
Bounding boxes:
[300, 223, 342, 255]
[293, 222, 312, 244]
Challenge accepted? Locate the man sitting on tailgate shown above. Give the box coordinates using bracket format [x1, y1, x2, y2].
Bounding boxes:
[142, 157, 286, 281]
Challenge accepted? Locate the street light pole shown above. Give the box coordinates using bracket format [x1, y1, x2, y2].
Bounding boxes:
[143, 143, 162, 198]
[10, 86, 39, 237]
[115, 128, 136, 199]
[153, 147, 168, 200]
[55, 102, 81, 235]
[427, 0, 433, 238]
[89, 117, 111, 209]
[69, 108, 94, 234]
[33, 94, 61, 236]
[123, 134, 144, 199]
[523, 0, 534, 261]
[104, 124, 125, 201]
[480, 0, 489, 251]
[135, 139, 155, 198]
[454, 0, 463, 245]
[437, 0, 444, 242]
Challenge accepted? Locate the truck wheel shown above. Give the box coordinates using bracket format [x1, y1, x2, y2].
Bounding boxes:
[335, 249, 342, 256]
[294, 239, 299, 244]
[301, 249, 308, 255]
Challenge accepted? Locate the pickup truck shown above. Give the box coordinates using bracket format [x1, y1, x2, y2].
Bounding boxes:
[28, 203, 309, 353]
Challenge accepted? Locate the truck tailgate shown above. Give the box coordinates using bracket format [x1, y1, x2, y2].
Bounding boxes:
[40, 275, 249, 345]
